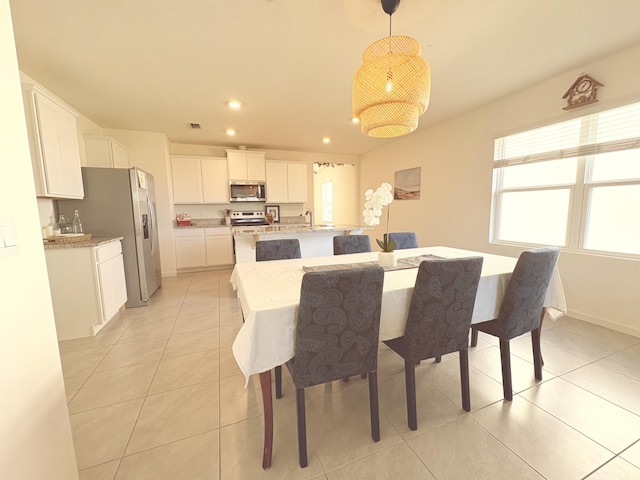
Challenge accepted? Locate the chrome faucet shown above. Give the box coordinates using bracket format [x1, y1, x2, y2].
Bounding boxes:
[304, 209, 313, 227]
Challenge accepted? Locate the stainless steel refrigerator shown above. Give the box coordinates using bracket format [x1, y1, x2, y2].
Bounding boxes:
[57, 167, 162, 307]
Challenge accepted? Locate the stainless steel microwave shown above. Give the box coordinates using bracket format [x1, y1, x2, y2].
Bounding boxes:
[229, 181, 267, 202]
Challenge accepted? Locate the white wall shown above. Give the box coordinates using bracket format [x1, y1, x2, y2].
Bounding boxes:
[361, 44, 640, 336]
[0, 1, 79, 477]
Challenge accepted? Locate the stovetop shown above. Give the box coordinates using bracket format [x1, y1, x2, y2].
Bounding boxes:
[230, 210, 268, 226]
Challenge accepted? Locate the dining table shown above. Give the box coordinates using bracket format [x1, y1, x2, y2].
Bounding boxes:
[230, 246, 567, 469]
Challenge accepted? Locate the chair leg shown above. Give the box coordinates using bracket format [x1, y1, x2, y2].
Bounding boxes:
[367, 371, 380, 442]
[435, 355, 442, 363]
[499, 339, 513, 401]
[470, 327, 479, 347]
[275, 366, 283, 399]
[531, 327, 543, 380]
[459, 348, 471, 412]
[404, 359, 418, 431]
[539, 308, 546, 366]
[295, 388, 308, 468]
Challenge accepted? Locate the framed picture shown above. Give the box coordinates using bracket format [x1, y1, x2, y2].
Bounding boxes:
[265, 205, 280, 223]
[394, 167, 421, 200]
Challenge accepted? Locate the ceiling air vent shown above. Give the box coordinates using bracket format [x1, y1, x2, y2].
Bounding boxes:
[188, 122, 201, 129]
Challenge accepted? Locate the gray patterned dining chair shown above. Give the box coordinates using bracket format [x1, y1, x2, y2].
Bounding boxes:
[469, 247, 560, 401]
[382, 256, 483, 430]
[388, 232, 418, 249]
[285, 266, 385, 468]
[333, 235, 372, 255]
[255, 239, 301, 261]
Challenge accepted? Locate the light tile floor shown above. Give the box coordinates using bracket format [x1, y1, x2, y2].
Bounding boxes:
[58, 270, 640, 480]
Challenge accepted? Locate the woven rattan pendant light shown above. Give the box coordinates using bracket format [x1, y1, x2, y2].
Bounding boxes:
[353, 0, 431, 138]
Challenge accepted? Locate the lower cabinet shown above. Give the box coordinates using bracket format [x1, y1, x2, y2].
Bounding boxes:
[45, 239, 127, 340]
[175, 227, 234, 269]
[175, 229, 206, 268]
[205, 228, 234, 266]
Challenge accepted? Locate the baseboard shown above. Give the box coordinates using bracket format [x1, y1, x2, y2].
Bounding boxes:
[567, 308, 640, 338]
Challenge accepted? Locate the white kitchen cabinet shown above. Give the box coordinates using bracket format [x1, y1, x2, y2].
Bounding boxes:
[84, 135, 129, 168]
[175, 227, 233, 269]
[171, 156, 228, 204]
[265, 162, 288, 202]
[171, 156, 202, 203]
[266, 161, 308, 203]
[175, 228, 206, 268]
[22, 83, 84, 199]
[205, 227, 234, 266]
[227, 149, 266, 181]
[44, 239, 127, 340]
[202, 158, 229, 203]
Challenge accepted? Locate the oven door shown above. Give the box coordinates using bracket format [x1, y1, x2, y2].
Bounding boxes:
[229, 182, 266, 202]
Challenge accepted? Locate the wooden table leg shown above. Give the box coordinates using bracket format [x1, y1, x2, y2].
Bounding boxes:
[259, 370, 273, 470]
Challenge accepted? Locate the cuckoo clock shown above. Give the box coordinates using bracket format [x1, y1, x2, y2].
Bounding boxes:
[562, 74, 603, 110]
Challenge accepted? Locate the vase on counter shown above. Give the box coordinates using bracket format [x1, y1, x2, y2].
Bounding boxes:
[378, 250, 397, 268]
[225, 216, 231, 225]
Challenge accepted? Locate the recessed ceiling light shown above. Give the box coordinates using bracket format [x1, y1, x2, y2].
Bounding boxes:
[228, 100, 241, 110]
[351, 117, 360, 124]
[226, 129, 236, 136]
[322, 137, 331, 144]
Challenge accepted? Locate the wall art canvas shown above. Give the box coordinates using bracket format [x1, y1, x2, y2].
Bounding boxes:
[394, 167, 421, 200]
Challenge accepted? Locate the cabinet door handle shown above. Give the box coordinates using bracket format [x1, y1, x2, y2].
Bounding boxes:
[146, 191, 157, 255]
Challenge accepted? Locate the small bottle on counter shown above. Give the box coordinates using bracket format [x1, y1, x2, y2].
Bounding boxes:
[72, 209, 83, 233]
[58, 214, 72, 234]
[46, 216, 55, 237]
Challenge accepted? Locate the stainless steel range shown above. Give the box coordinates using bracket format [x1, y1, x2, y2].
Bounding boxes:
[230, 210, 268, 227]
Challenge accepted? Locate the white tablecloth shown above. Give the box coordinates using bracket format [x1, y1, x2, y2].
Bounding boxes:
[230, 246, 566, 382]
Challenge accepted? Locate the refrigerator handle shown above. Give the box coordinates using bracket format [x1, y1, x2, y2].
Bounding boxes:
[146, 191, 157, 255]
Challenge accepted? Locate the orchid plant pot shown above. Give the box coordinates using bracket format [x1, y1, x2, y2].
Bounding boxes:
[378, 250, 397, 267]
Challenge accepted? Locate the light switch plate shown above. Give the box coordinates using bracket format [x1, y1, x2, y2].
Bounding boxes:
[0, 214, 18, 258]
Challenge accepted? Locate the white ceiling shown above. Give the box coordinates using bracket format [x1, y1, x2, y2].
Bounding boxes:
[9, 0, 640, 156]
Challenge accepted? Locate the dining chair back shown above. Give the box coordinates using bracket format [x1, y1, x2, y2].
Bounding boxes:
[256, 239, 301, 261]
[470, 247, 560, 400]
[333, 235, 372, 255]
[383, 256, 483, 430]
[286, 266, 385, 467]
[388, 232, 418, 250]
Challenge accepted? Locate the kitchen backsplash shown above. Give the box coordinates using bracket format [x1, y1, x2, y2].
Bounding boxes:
[175, 215, 309, 227]
[173, 204, 308, 223]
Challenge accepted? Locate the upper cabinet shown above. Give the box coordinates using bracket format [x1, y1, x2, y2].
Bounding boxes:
[171, 155, 229, 204]
[84, 135, 129, 168]
[22, 83, 84, 199]
[226, 149, 265, 181]
[266, 161, 308, 203]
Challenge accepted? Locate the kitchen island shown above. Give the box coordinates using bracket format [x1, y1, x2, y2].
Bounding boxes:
[232, 224, 366, 262]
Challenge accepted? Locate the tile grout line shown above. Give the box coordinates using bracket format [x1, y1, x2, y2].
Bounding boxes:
[111, 274, 193, 477]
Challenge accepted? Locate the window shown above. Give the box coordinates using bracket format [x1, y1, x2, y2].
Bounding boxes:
[492, 101, 640, 256]
[321, 181, 333, 223]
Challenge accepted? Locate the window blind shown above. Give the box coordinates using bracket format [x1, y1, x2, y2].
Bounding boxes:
[494, 102, 640, 168]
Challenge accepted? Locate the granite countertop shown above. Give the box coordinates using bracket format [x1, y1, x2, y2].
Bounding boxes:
[173, 219, 230, 229]
[232, 224, 367, 236]
[43, 236, 124, 249]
